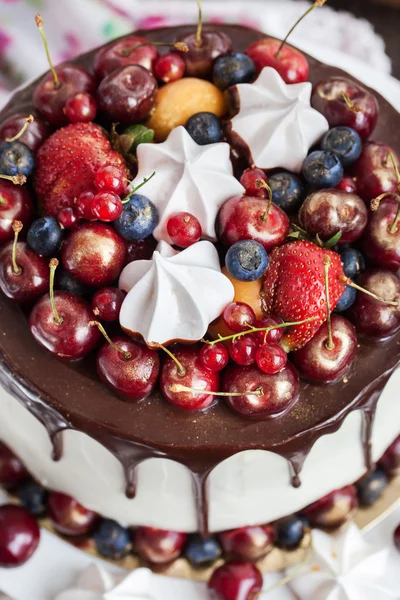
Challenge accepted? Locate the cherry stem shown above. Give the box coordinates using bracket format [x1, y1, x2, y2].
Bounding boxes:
[122, 171, 156, 204]
[89, 321, 132, 360]
[157, 344, 186, 376]
[167, 383, 264, 397]
[341, 92, 362, 113]
[11, 220, 22, 276]
[35, 14, 59, 88]
[341, 275, 399, 307]
[276, 0, 327, 57]
[5, 115, 34, 143]
[384, 151, 400, 194]
[122, 41, 188, 56]
[323, 255, 334, 351]
[195, 0, 203, 46]
[49, 259, 63, 326]
[371, 192, 400, 234]
[255, 179, 273, 221]
[0, 174, 27, 185]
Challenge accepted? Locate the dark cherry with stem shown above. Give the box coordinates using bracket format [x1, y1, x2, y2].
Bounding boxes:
[134, 527, 187, 565]
[302, 485, 358, 528]
[0, 443, 28, 489]
[362, 192, 400, 270]
[0, 113, 50, 152]
[208, 561, 263, 600]
[0, 178, 33, 244]
[48, 491, 98, 536]
[0, 505, 40, 567]
[353, 144, 400, 202]
[219, 524, 276, 562]
[29, 259, 101, 359]
[93, 35, 160, 79]
[32, 15, 95, 126]
[240, 168, 269, 199]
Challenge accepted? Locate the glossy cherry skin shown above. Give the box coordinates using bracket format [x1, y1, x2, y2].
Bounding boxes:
[33, 64, 96, 127]
[154, 52, 185, 83]
[93, 35, 159, 79]
[64, 92, 97, 124]
[134, 527, 187, 565]
[336, 176, 357, 194]
[178, 31, 232, 78]
[299, 189, 368, 244]
[253, 316, 283, 346]
[208, 561, 263, 600]
[48, 492, 98, 536]
[0, 179, 33, 244]
[348, 270, 400, 339]
[301, 485, 358, 529]
[29, 291, 101, 359]
[57, 207, 78, 230]
[94, 165, 126, 196]
[228, 335, 258, 366]
[0, 443, 28, 489]
[218, 195, 290, 252]
[292, 315, 357, 383]
[256, 343, 287, 375]
[200, 343, 229, 372]
[361, 194, 400, 270]
[125, 236, 157, 265]
[167, 212, 202, 248]
[240, 168, 268, 198]
[0, 113, 51, 152]
[246, 38, 309, 84]
[0, 505, 40, 567]
[97, 65, 158, 124]
[91, 287, 125, 322]
[379, 436, 400, 477]
[222, 362, 299, 419]
[76, 190, 95, 220]
[61, 222, 126, 286]
[352, 142, 400, 202]
[219, 525, 275, 562]
[96, 336, 160, 401]
[160, 345, 219, 411]
[311, 77, 379, 139]
[223, 302, 256, 333]
[0, 241, 49, 303]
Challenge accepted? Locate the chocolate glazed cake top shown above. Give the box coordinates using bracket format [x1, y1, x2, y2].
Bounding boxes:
[1, 25, 400, 536]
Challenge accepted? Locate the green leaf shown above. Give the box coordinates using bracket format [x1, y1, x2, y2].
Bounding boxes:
[120, 124, 155, 155]
[324, 231, 343, 248]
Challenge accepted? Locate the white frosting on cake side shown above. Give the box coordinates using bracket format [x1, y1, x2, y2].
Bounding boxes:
[230, 67, 329, 172]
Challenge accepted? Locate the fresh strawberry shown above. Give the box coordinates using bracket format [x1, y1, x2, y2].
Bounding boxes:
[262, 240, 346, 351]
[34, 122, 128, 216]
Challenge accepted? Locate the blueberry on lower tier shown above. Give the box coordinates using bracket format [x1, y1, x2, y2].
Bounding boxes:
[268, 171, 305, 213]
[185, 112, 222, 145]
[93, 519, 131, 559]
[0, 141, 35, 177]
[276, 516, 306, 550]
[213, 53, 256, 91]
[225, 240, 269, 282]
[114, 194, 158, 241]
[357, 468, 388, 507]
[27, 216, 63, 257]
[340, 248, 366, 279]
[334, 285, 357, 312]
[321, 126, 362, 167]
[185, 534, 222, 566]
[302, 150, 344, 189]
[17, 480, 48, 517]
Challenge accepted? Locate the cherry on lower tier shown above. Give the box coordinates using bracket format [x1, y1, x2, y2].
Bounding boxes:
[154, 52, 186, 83]
[93, 35, 159, 79]
[177, 30, 232, 78]
[394, 524, 400, 552]
[301, 485, 358, 529]
[219, 524, 276, 562]
[200, 343, 229, 372]
[0, 113, 50, 152]
[61, 222, 126, 286]
[299, 188, 368, 244]
[379, 435, 400, 477]
[0, 241, 49, 303]
[133, 526, 187, 565]
[217, 194, 290, 252]
[64, 92, 97, 124]
[0, 505, 40, 567]
[97, 65, 158, 124]
[223, 302, 256, 333]
[96, 335, 160, 401]
[361, 194, 400, 271]
[292, 315, 357, 383]
[0, 443, 28, 489]
[246, 37, 309, 84]
[240, 168, 268, 199]
[48, 491, 98, 536]
[0, 179, 33, 244]
[160, 345, 219, 411]
[222, 362, 299, 419]
[208, 561, 263, 600]
[311, 77, 379, 139]
[348, 270, 400, 338]
[125, 236, 158, 265]
[91, 287, 125, 322]
[352, 142, 400, 202]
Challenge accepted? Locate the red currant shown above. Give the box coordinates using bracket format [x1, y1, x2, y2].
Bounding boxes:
[253, 316, 283, 345]
[200, 342, 229, 372]
[256, 343, 287, 374]
[167, 212, 202, 248]
[57, 207, 78, 229]
[223, 302, 256, 333]
[92, 192, 123, 222]
[76, 191, 95, 220]
[336, 176, 357, 194]
[154, 52, 185, 83]
[91, 287, 126, 322]
[240, 168, 268, 198]
[94, 165, 126, 196]
[64, 92, 97, 123]
[229, 335, 257, 366]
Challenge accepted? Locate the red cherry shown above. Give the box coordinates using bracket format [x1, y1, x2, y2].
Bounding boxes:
[91, 287, 125, 322]
[57, 207, 78, 229]
[0, 113, 50, 152]
[219, 525, 275, 562]
[94, 165, 127, 196]
[394, 524, 400, 552]
[0, 179, 33, 244]
[61, 222, 126, 286]
[48, 491, 98, 536]
[134, 527, 187, 565]
[256, 343, 287, 375]
[223, 302, 256, 333]
[93, 35, 159, 80]
[200, 342, 229, 372]
[76, 190, 95, 220]
[125, 236, 158, 265]
[246, 38, 309, 84]
[96, 335, 160, 401]
[301, 486, 358, 528]
[361, 194, 400, 271]
[252, 316, 283, 345]
[0, 443, 28, 489]
[0, 505, 40, 567]
[379, 436, 400, 477]
[336, 176, 357, 194]
[92, 192, 123, 222]
[64, 92, 97, 123]
[166, 212, 202, 248]
[228, 335, 258, 366]
[154, 52, 185, 83]
[352, 142, 399, 202]
[208, 561, 263, 600]
[0, 241, 49, 303]
[178, 31, 232, 78]
[240, 168, 268, 199]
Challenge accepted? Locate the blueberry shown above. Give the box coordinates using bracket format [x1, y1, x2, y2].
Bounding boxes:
[321, 127, 362, 168]
[114, 193, 158, 241]
[225, 240, 268, 282]
[357, 468, 388, 507]
[56, 268, 90, 297]
[302, 150, 344, 189]
[17, 480, 48, 517]
[213, 52, 256, 91]
[269, 171, 305, 213]
[0, 141, 35, 177]
[276, 516, 305, 550]
[185, 112, 222, 146]
[27, 216, 63, 256]
[334, 285, 357, 312]
[93, 519, 131, 559]
[340, 248, 366, 279]
[185, 534, 222, 566]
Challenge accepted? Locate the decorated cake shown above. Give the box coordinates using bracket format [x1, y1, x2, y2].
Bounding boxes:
[0, 2, 400, 593]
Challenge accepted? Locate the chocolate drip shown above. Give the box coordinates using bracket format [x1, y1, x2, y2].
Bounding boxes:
[360, 390, 381, 472]
[191, 471, 211, 538]
[51, 431, 64, 462]
[287, 452, 309, 488]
